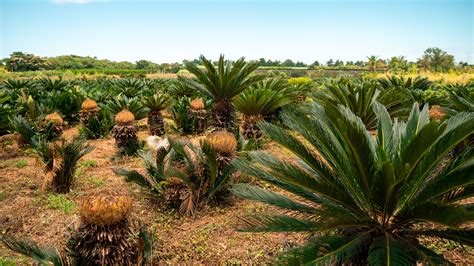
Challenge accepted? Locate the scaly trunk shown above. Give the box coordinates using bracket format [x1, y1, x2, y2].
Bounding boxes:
[211, 100, 235, 132]
[242, 114, 263, 140]
[147, 109, 165, 136]
[111, 124, 139, 155]
[188, 109, 207, 134]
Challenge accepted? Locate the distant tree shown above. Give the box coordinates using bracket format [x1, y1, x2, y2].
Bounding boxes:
[458, 61, 469, 67]
[136, 60, 158, 70]
[311, 60, 320, 66]
[417, 47, 455, 72]
[334, 60, 344, 67]
[5, 52, 51, 72]
[388, 56, 409, 72]
[326, 59, 334, 67]
[354, 60, 365, 67]
[345, 61, 354, 66]
[281, 59, 296, 67]
[366, 55, 379, 72]
[295, 61, 306, 67]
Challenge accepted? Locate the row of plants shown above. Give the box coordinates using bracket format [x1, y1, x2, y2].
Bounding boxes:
[0, 55, 473, 264]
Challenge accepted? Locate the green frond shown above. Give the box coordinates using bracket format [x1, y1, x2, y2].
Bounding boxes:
[231, 183, 318, 213]
[237, 214, 321, 232]
[234, 87, 290, 115]
[142, 93, 170, 111]
[367, 233, 419, 266]
[0, 235, 63, 265]
[185, 55, 263, 100]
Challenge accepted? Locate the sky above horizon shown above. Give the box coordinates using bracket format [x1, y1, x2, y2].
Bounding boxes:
[1, 0, 473, 64]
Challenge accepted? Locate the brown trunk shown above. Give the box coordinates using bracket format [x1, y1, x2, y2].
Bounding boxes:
[242, 114, 263, 139]
[211, 100, 235, 131]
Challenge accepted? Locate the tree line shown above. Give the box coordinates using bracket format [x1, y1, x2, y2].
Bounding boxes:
[0, 47, 469, 73]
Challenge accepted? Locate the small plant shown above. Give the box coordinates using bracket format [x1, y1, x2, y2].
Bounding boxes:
[188, 98, 208, 134]
[111, 109, 141, 156]
[1, 191, 153, 265]
[79, 108, 114, 140]
[67, 192, 150, 265]
[9, 115, 56, 147]
[46, 193, 76, 214]
[85, 176, 105, 187]
[0, 90, 12, 135]
[33, 136, 93, 193]
[171, 97, 194, 135]
[115, 134, 239, 215]
[15, 159, 28, 169]
[234, 79, 290, 139]
[105, 95, 148, 120]
[79, 159, 97, 168]
[142, 94, 170, 136]
[43, 112, 64, 139]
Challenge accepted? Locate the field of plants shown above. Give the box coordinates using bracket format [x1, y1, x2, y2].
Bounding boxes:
[0, 55, 473, 265]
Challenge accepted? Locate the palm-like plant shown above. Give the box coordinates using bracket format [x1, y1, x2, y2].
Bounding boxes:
[378, 75, 434, 91]
[314, 78, 413, 130]
[33, 136, 93, 193]
[142, 94, 170, 136]
[115, 138, 238, 215]
[113, 78, 145, 98]
[367, 55, 379, 72]
[442, 84, 474, 115]
[184, 55, 263, 131]
[104, 95, 148, 120]
[10, 115, 58, 147]
[37, 77, 69, 92]
[378, 75, 440, 105]
[234, 80, 290, 139]
[231, 102, 474, 265]
[0, 90, 11, 135]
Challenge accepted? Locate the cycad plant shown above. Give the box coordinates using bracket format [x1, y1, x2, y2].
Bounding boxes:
[314, 78, 413, 130]
[188, 98, 208, 134]
[0, 90, 12, 135]
[142, 94, 170, 136]
[111, 109, 141, 156]
[115, 135, 238, 215]
[234, 80, 290, 139]
[43, 112, 64, 139]
[1, 192, 152, 265]
[33, 136, 93, 193]
[378, 75, 441, 106]
[231, 102, 474, 265]
[113, 78, 145, 98]
[10, 115, 57, 147]
[184, 55, 263, 131]
[442, 84, 474, 115]
[105, 95, 148, 120]
[67, 192, 151, 265]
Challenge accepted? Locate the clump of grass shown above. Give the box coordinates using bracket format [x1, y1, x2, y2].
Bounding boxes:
[85, 176, 105, 187]
[45, 194, 76, 214]
[79, 159, 97, 168]
[0, 191, 6, 201]
[15, 159, 28, 169]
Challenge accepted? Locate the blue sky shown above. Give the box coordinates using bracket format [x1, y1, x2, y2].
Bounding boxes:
[1, 0, 472, 64]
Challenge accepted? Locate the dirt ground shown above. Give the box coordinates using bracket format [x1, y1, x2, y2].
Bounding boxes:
[0, 125, 473, 264]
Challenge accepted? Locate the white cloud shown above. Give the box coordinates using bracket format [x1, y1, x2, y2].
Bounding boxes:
[52, 0, 107, 4]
